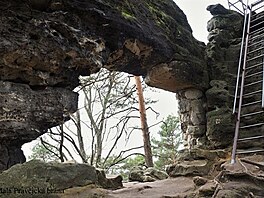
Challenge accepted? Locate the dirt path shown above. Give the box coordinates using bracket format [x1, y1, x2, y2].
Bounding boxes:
[107, 177, 195, 198]
[61, 177, 196, 198]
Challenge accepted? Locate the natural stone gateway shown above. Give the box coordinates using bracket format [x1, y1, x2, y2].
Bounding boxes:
[1, 1, 264, 197]
[0, 0, 207, 171]
[0, 0, 259, 181]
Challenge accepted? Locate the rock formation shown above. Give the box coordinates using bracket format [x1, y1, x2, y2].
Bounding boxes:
[0, 160, 123, 198]
[205, 4, 243, 148]
[128, 166, 168, 182]
[1, 0, 264, 196]
[0, 0, 207, 172]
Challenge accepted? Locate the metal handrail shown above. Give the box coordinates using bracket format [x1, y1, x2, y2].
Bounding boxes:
[229, 0, 264, 164]
[231, 2, 252, 165]
[252, 0, 264, 6]
[262, 53, 264, 107]
[233, 0, 250, 114]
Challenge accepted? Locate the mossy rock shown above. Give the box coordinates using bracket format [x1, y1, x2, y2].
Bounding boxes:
[0, 160, 98, 198]
[206, 108, 235, 148]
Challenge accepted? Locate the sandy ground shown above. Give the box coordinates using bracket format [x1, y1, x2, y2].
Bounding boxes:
[107, 177, 195, 198]
[61, 177, 196, 198]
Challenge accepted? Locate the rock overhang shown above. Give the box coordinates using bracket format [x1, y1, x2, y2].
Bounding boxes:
[0, 0, 209, 171]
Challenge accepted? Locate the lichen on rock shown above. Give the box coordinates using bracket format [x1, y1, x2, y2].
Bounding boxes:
[0, 0, 209, 172]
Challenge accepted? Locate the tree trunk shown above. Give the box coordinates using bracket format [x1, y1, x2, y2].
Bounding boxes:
[59, 124, 65, 162]
[134, 76, 154, 167]
[75, 110, 87, 163]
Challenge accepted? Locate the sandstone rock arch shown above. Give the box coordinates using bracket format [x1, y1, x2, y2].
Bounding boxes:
[0, 0, 243, 171]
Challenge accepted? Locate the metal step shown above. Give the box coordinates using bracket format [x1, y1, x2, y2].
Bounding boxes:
[252, 0, 264, 7]
[252, 3, 264, 12]
[237, 149, 264, 154]
[244, 80, 262, 87]
[248, 39, 264, 48]
[238, 135, 264, 142]
[251, 14, 264, 23]
[245, 71, 262, 79]
[250, 20, 264, 30]
[249, 26, 264, 35]
[241, 100, 262, 107]
[243, 89, 262, 97]
[238, 80, 262, 89]
[248, 33, 264, 42]
[241, 110, 264, 117]
[246, 54, 264, 62]
[240, 122, 264, 129]
[246, 62, 262, 70]
[247, 46, 264, 55]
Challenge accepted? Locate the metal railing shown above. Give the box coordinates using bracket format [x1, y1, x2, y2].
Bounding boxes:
[228, 0, 248, 14]
[229, 0, 264, 164]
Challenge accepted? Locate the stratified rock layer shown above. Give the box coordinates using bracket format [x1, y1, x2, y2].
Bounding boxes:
[205, 4, 243, 148]
[0, 81, 77, 170]
[176, 4, 244, 150]
[0, 160, 123, 198]
[0, 0, 206, 171]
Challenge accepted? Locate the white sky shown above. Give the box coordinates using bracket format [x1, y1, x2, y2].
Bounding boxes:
[175, 0, 228, 43]
[22, 1, 230, 160]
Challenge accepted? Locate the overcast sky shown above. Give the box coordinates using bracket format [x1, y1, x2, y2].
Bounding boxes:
[175, 0, 228, 42]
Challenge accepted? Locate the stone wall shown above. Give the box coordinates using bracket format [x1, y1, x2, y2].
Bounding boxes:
[176, 89, 207, 149]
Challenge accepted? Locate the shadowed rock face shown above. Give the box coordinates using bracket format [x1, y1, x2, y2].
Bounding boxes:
[0, 0, 207, 171]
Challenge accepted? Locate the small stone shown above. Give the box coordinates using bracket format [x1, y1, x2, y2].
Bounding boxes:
[129, 167, 168, 182]
[198, 181, 217, 197]
[144, 167, 168, 180]
[193, 176, 208, 186]
[143, 176, 156, 182]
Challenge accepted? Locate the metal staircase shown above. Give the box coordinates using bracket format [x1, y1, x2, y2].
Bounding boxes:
[229, 0, 264, 164]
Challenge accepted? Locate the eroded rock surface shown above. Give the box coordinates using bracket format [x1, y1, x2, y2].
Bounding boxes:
[205, 4, 243, 148]
[175, 4, 244, 151]
[0, 160, 123, 198]
[128, 166, 168, 182]
[0, 0, 207, 171]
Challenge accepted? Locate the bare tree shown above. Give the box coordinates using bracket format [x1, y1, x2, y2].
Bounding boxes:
[32, 69, 158, 170]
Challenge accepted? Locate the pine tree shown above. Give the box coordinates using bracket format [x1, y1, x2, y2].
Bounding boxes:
[152, 115, 182, 169]
[134, 76, 154, 167]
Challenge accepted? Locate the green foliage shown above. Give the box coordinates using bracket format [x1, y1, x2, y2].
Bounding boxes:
[152, 115, 182, 169]
[120, 155, 145, 170]
[29, 141, 59, 162]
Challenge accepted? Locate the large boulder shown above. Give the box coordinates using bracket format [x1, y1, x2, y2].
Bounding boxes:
[0, 160, 97, 197]
[166, 148, 229, 177]
[129, 166, 168, 182]
[0, 160, 123, 198]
